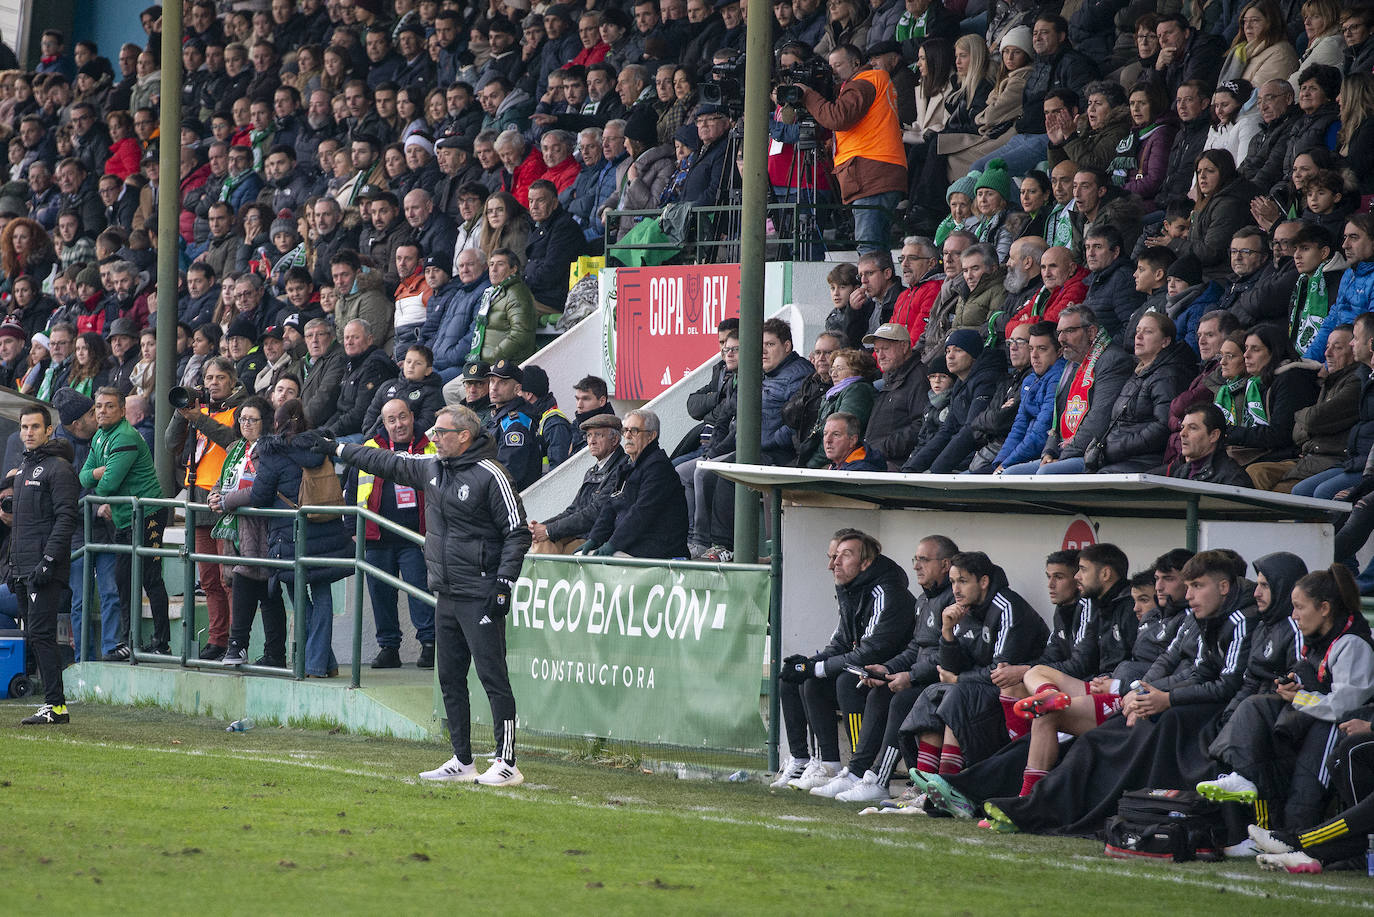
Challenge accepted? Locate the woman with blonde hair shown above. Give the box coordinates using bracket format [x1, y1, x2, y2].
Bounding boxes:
[1219, 0, 1298, 86]
[941, 25, 1033, 181]
[1292, 0, 1345, 88]
[1340, 72, 1374, 192]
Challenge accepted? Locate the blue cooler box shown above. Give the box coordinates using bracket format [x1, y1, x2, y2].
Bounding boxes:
[0, 632, 26, 698]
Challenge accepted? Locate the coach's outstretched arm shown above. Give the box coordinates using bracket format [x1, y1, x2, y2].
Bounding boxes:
[295, 432, 436, 491]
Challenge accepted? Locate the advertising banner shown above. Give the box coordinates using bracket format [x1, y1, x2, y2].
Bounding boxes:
[504, 557, 770, 750]
[608, 264, 741, 399]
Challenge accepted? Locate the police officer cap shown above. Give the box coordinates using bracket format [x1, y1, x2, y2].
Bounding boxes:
[488, 359, 523, 382]
[580, 412, 622, 432]
[463, 360, 491, 381]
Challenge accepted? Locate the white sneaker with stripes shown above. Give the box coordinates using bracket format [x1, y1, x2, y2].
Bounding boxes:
[477, 758, 524, 786]
[419, 755, 479, 783]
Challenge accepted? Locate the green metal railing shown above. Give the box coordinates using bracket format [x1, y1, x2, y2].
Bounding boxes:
[604, 199, 888, 263]
[78, 494, 434, 688]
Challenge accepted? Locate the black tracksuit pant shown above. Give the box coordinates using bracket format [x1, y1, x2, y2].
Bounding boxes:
[115, 508, 169, 648]
[1298, 731, 1374, 863]
[20, 578, 69, 706]
[436, 593, 517, 765]
[781, 672, 867, 762]
[848, 681, 926, 781]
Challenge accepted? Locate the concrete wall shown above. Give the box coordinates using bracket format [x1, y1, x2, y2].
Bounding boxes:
[776, 501, 1334, 658]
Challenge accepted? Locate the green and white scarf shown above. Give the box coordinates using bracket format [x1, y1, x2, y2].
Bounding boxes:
[1290, 261, 1333, 354]
[1046, 202, 1075, 248]
[895, 10, 928, 42]
[1215, 376, 1269, 427]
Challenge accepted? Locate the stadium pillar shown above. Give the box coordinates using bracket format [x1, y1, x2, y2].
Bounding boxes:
[731, 0, 772, 561]
[153, 3, 184, 494]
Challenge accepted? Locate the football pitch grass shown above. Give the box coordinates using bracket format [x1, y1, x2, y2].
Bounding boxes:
[0, 703, 1369, 915]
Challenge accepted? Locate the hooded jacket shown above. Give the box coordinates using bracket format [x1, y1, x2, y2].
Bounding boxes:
[338, 433, 528, 599]
[1220, 552, 1307, 723]
[1224, 359, 1322, 464]
[939, 563, 1049, 681]
[903, 347, 1007, 473]
[814, 553, 917, 677]
[422, 273, 490, 375]
[360, 371, 446, 439]
[1306, 260, 1374, 362]
[1081, 255, 1144, 339]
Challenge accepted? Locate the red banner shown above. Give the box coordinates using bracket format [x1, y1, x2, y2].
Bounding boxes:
[613, 264, 740, 399]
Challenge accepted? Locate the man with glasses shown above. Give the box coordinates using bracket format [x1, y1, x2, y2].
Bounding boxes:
[530, 413, 630, 555]
[890, 236, 943, 342]
[1004, 303, 1131, 474]
[1344, 8, 1374, 75]
[1240, 79, 1299, 193]
[69, 102, 109, 176]
[303, 405, 532, 786]
[576, 409, 687, 559]
[1217, 226, 1298, 328]
[916, 230, 975, 364]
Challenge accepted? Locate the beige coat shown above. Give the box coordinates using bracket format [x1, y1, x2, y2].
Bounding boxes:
[939, 66, 1030, 179]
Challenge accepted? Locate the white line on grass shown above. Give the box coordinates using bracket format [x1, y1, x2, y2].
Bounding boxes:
[10, 734, 1368, 908]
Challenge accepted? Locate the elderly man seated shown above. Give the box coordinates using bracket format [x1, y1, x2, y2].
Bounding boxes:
[576, 409, 688, 559]
[529, 414, 630, 554]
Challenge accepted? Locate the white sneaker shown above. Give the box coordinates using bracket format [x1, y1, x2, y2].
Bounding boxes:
[1196, 771, 1258, 803]
[476, 758, 524, 787]
[810, 768, 859, 798]
[1248, 824, 1297, 854]
[836, 771, 890, 803]
[1257, 851, 1322, 874]
[769, 756, 809, 789]
[419, 755, 479, 783]
[788, 760, 837, 791]
[1222, 837, 1260, 857]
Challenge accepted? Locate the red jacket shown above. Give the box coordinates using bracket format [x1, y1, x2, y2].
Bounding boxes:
[179, 161, 212, 243]
[1004, 267, 1089, 335]
[567, 43, 609, 68]
[104, 137, 142, 180]
[890, 275, 943, 342]
[505, 148, 548, 207]
[543, 155, 581, 194]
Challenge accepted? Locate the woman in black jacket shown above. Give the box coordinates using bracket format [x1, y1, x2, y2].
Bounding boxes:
[1339, 72, 1374, 194]
[1224, 322, 1321, 467]
[1175, 149, 1260, 280]
[248, 398, 352, 677]
[1094, 312, 1198, 473]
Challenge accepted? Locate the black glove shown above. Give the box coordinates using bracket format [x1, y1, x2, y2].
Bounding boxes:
[779, 654, 811, 683]
[292, 431, 338, 456]
[31, 555, 55, 587]
[573, 542, 599, 556]
[491, 577, 514, 616]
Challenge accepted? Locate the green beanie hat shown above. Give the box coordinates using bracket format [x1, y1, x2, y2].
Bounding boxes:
[974, 158, 1011, 203]
[947, 169, 980, 204]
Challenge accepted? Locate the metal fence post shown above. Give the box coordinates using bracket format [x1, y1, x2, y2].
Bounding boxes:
[129, 499, 144, 663]
[182, 501, 195, 665]
[352, 509, 364, 688]
[292, 511, 307, 680]
[767, 487, 783, 772]
[80, 499, 93, 662]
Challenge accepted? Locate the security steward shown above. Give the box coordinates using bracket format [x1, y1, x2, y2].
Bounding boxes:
[296, 404, 532, 787]
[5, 405, 80, 725]
[344, 398, 437, 670]
[483, 359, 540, 490]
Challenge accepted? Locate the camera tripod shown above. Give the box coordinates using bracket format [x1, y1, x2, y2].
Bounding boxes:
[776, 116, 826, 261]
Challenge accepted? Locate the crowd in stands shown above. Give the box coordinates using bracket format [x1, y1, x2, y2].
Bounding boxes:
[776, 529, 1374, 874]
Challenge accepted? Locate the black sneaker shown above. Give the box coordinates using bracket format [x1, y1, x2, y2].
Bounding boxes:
[222, 644, 248, 665]
[254, 656, 287, 668]
[417, 643, 434, 669]
[21, 704, 70, 725]
[199, 643, 227, 661]
[103, 643, 131, 662]
[371, 646, 402, 669]
[139, 640, 171, 655]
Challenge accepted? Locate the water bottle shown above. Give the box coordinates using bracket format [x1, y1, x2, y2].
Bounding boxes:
[226, 718, 255, 733]
[1366, 834, 1373, 878]
[727, 769, 749, 783]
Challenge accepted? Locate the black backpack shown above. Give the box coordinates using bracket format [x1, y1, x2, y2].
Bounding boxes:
[1102, 789, 1224, 863]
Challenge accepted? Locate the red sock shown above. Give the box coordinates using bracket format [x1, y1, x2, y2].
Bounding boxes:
[916, 741, 940, 773]
[938, 745, 963, 775]
[1020, 767, 1048, 797]
[1035, 683, 1056, 695]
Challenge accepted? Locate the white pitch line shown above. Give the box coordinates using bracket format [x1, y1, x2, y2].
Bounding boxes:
[6, 734, 1368, 908]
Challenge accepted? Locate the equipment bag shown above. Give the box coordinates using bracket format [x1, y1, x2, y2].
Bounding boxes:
[1102, 789, 1224, 863]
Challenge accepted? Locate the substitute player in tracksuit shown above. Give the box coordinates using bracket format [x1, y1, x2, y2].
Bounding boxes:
[297, 404, 532, 786]
[8, 405, 80, 725]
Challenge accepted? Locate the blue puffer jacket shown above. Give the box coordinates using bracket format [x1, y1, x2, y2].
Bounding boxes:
[249, 434, 353, 583]
[996, 357, 1067, 467]
[423, 273, 491, 374]
[761, 350, 814, 465]
[1306, 260, 1374, 361]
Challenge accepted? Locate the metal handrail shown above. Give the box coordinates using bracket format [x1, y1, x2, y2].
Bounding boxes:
[77, 494, 433, 687]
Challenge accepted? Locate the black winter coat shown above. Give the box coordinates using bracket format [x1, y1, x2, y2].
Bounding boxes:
[1098, 342, 1197, 468]
[1226, 359, 1321, 462]
[586, 440, 688, 559]
[1156, 113, 1211, 211]
[1014, 46, 1101, 135]
[1174, 177, 1262, 279]
[1280, 102, 1339, 182]
[8, 439, 79, 579]
[883, 578, 952, 686]
[940, 564, 1049, 680]
[544, 448, 631, 542]
[865, 354, 929, 468]
[524, 207, 585, 309]
[1044, 341, 1133, 461]
[1161, 448, 1254, 487]
[338, 434, 529, 599]
[1220, 553, 1306, 725]
[903, 347, 1006, 473]
[319, 345, 400, 437]
[1240, 105, 1301, 191]
[816, 553, 917, 677]
[361, 371, 446, 438]
[1081, 255, 1144, 339]
[1144, 585, 1256, 707]
[250, 435, 354, 581]
[1216, 259, 1299, 327]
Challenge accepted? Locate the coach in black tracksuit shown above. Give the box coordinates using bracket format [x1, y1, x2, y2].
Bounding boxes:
[298, 405, 531, 777]
[8, 407, 80, 723]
